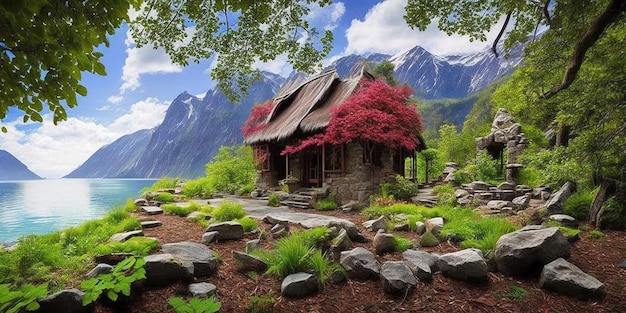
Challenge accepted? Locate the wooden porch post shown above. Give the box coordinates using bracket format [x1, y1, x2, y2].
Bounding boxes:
[322, 144, 326, 184]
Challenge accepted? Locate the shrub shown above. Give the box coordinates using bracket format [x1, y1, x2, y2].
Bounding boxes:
[316, 195, 338, 211]
[168, 296, 221, 313]
[142, 177, 180, 193]
[81, 256, 146, 305]
[0, 283, 48, 313]
[392, 235, 412, 251]
[588, 230, 605, 239]
[515, 167, 542, 188]
[161, 204, 196, 217]
[236, 216, 259, 232]
[154, 192, 176, 203]
[564, 188, 598, 221]
[205, 145, 256, 194]
[382, 175, 419, 200]
[238, 183, 256, 196]
[247, 294, 276, 313]
[181, 177, 213, 199]
[212, 201, 246, 222]
[599, 196, 626, 230]
[433, 184, 456, 206]
[267, 193, 280, 207]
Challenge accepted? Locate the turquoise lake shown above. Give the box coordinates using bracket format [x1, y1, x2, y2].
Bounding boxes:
[0, 179, 157, 244]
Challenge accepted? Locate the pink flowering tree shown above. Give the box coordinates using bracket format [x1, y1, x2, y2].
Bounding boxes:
[242, 100, 273, 137]
[282, 79, 423, 157]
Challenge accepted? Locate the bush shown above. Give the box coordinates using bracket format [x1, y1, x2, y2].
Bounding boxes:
[392, 235, 412, 251]
[316, 195, 337, 211]
[564, 188, 598, 221]
[235, 216, 259, 232]
[267, 193, 280, 207]
[154, 192, 176, 203]
[212, 201, 246, 222]
[161, 204, 196, 217]
[142, 177, 180, 193]
[238, 183, 256, 196]
[181, 177, 213, 199]
[433, 184, 456, 206]
[599, 196, 626, 230]
[205, 145, 256, 194]
[382, 175, 419, 200]
[588, 230, 605, 239]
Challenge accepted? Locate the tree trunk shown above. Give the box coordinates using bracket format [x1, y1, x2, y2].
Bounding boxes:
[555, 124, 570, 147]
[589, 179, 614, 228]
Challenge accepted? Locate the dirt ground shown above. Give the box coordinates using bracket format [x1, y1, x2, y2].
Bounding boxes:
[93, 203, 626, 313]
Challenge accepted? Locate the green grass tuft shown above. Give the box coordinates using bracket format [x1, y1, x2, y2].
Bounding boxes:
[235, 216, 259, 232]
[588, 230, 605, 239]
[154, 192, 176, 203]
[267, 193, 280, 207]
[392, 235, 412, 251]
[160, 203, 196, 217]
[212, 200, 246, 222]
[316, 195, 338, 211]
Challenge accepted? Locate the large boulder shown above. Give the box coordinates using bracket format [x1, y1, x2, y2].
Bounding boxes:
[539, 258, 606, 300]
[363, 216, 389, 232]
[232, 251, 267, 272]
[495, 227, 570, 276]
[144, 253, 194, 286]
[37, 289, 90, 313]
[544, 181, 576, 214]
[438, 249, 488, 283]
[331, 228, 353, 252]
[161, 241, 220, 277]
[424, 217, 444, 235]
[339, 247, 380, 280]
[380, 261, 417, 294]
[281, 273, 319, 298]
[402, 250, 439, 282]
[206, 222, 244, 241]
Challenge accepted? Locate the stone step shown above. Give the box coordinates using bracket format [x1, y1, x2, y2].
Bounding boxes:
[142, 206, 164, 215]
[141, 221, 163, 229]
[281, 200, 311, 209]
[287, 194, 312, 201]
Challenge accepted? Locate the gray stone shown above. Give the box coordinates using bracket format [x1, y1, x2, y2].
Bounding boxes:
[144, 253, 194, 286]
[161, 241, 220, 277]
[187, 211, 211, 220]
[188, 282, 217, 298]
[272, 228, 288, 238]
[497, 182, 516, 190]
[457, 195, 473, 206]
[512, 195, 531, 211]
[438, 249, 488, 283]
[331, 228, 353, 251]
[232, 251, 267, 272]
[425, 217, 444, 235]
[415, 221, 426, 235]
[37, 289, 89, 313]
[206, 221, 244, 241]
[544, 181, 576, 214]
[84, 263, 113, 279]
[246, 239, 261, 253]
[487, 200, 510, 210]
[455, 189, 470, 199]
[134, 198, 148, 206]
[393, 222, 409, 232]
[108, 230, 143, 242]
[363, 215, 389, 232]
[373, 230, 396, 255]
[476, 192, 494, 200]
[201, 231, 218, 245]
[549, 214, 578, 228]
[471, 181, 490, 191]
[340, 247, 380, 280]
[618, 260, 626, 268]
[402, 250, 439, 282]
[380, 261, 417, 294]
[271, 223, 286, 233]
[539, 258, 606, 300]
[281, 273, 319, 298]
[500, 207, 514, 215]
[141, 220, 163, 228]
[495, 227, 570, 276]
[142, 206, 163, 215]
[443, 172, 456, 183]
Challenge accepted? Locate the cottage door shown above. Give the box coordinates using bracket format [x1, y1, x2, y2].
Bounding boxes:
[303, 147, 322, 187]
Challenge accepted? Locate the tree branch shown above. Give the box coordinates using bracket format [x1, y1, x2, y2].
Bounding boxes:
[491, 11, 512, 58]
[541, 0, 626, 99]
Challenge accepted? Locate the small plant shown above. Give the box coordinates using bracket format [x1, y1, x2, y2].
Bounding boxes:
[236, 216, 259, 232]
[247, 293, 276, 313]
[0, 283, 48, 313]
[267, 193, 280, 207]
[154, 192, 176, 203]
[419, 231, 439, 247]
[315, 195, 338, 211]
[433, 184, 456, 206]
[392, 235, 412, 251]
[507, 284, 528, 301]
[168, 296, 222, 313]
[81, 256, 146, 306]
[588, 230, 605, 239]
[212, 201, 246, 222]
[381, 175, 419, 200]
[564, 188, 598, 221]
[161, 204, 197, 217]
[94, 237, 159, 256]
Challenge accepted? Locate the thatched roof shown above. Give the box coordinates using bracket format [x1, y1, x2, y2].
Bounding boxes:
[244, 69, 372, 145]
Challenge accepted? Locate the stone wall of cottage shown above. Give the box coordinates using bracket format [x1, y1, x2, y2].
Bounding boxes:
[326, 142, 396, 205]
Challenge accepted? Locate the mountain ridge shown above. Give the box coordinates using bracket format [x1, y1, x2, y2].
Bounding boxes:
[0, 150, 42, 180]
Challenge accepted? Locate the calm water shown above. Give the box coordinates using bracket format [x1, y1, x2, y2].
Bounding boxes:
[0, 179, 157, 244]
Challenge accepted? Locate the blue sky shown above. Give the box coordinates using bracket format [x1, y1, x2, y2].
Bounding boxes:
[0, 0, 503, 178]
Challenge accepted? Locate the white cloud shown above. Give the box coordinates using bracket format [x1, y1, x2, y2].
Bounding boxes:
[308, 2, 346, 31]
[0, 98, 169, 178]
[344, 0, 502, 56]
[119, 45, 182, 93]
[107, 95, 123, 104]
[253, 55, 293, 78]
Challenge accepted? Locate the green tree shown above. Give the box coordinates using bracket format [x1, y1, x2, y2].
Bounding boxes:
[368, 60, 397, 86]
[0, 0, 138, 132]
[129, 0, 334, 102]
[205, 145, 256, 194]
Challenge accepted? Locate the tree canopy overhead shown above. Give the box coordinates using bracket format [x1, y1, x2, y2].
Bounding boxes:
[129, 0, 334, 102]
[0, 0, 138, 132]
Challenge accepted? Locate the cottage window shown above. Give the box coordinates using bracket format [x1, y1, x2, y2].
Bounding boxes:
[325, 144, 344, 172]
[253, 144, 270, 171]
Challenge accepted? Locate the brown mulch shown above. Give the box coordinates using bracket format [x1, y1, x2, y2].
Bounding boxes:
[93, 206, 626, 313]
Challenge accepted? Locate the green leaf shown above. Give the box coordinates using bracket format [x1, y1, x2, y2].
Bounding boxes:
[107, 289, 118, 302]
